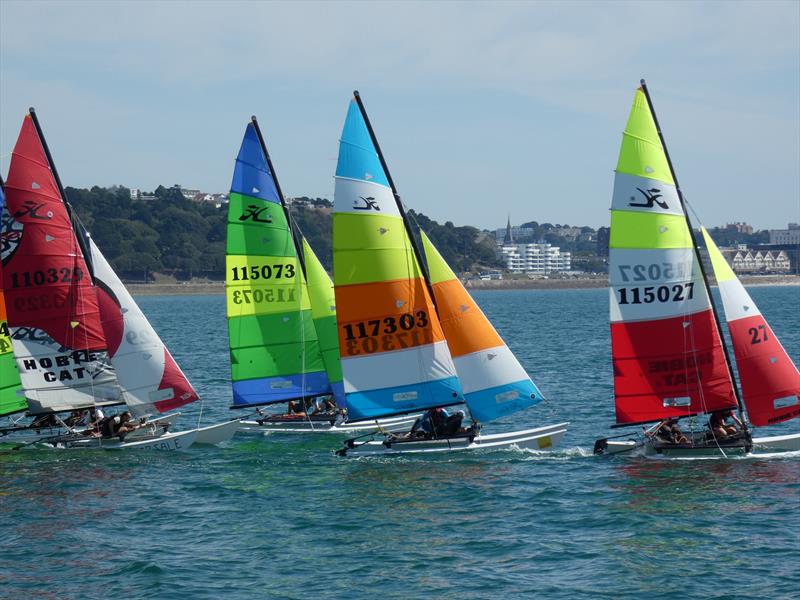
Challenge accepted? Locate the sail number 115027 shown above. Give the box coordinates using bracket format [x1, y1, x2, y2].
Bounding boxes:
[617, 282, 694, 305]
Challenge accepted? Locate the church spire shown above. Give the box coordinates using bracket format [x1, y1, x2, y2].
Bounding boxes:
[505, 214, 514, 244]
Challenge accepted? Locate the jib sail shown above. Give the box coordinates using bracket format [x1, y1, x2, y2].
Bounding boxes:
[701, 228, 800, 426]
[420, 231, 543, 423]
[86, 227, 200, 418]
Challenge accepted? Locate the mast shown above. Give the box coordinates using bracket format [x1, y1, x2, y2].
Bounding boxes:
[351, 91, 438, 310]
[27, 108, 95, 277]
[249, 116, 308, 280]
[638, 80, 749, 431]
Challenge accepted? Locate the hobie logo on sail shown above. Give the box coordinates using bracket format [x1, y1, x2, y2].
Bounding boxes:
[393, 391, 418, 402]
[629, 187, 669, 210]
[239, 204, 272, 223]
[13, 200, 54, 220]
[354, 196, 380, 211]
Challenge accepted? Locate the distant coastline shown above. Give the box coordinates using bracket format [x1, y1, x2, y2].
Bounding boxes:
[126, 274, 800, 296]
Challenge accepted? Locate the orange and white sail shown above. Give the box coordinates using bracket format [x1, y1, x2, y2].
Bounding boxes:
[420, 232, 543, 423]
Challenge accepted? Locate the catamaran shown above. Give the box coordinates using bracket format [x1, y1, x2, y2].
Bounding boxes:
[226, 116, 417, 434]
[333, 92, 568, 456]
[594, 81, 800, 457]
[0, 109, 237, 449]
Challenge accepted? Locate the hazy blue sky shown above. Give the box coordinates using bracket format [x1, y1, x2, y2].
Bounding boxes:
[1, 1, 798, 230]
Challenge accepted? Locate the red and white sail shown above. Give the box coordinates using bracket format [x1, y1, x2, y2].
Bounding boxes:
[702, 228, 800, 426]
[87, 232, 199, 418]
[2, 114, 121, 413]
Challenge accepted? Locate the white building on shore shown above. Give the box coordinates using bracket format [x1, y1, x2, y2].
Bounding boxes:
[499, 242, 571, 274]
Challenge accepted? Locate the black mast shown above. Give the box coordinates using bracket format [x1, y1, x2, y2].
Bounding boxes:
[351, 91, 438, 310]
[27, 108, 95, 277]
[638, 80, 749, 434]
[249, 115, 308, 280]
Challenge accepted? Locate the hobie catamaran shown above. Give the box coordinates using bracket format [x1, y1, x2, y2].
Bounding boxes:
[226, 117, 417, 434]
[0, 109, 238, 450]
[333, 92, 567, 456]
[594, 81, 800, 457]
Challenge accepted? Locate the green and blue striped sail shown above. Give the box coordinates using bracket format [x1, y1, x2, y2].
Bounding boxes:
[302, 237, 345, 406]
[0, 181, 27, 417]
[226, 122, 330, 408]
[333, 96, 462, 421]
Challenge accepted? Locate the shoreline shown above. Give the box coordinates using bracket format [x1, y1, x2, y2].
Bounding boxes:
[125, 274, 800, 296]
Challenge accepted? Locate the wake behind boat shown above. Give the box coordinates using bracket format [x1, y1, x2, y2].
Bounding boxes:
[330, 92, 568, 457]
[593, 80, 800, 458]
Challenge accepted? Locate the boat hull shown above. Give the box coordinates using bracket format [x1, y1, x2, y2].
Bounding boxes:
[338, 422, 568, 457]
[193, 419, 241, 445]
[0, 413, 180, 445]
[596, 430, 800, 457]
[238, 413, 419, 434]
[43, 429, 198, 451]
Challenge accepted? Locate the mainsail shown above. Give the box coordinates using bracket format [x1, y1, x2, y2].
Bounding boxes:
[85, 226, 200, 418]
[302, 237, 345, 406]
[420, 232, 543, 423]
[701, 228, 800, 426]
[609, 86, 738, 424]
[333, 94, 462, 421]
[0, 178, 28, 417]
[2, 111, 122, 414]
[226, 119, 330, 408]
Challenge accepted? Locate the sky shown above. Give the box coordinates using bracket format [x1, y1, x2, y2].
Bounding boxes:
[1, 1, 798, 231]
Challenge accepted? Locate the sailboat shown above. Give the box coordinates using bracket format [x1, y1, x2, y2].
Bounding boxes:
[226, 117, 417, 434]
[594, 81, 800, 457]
[1, 109, 236, 449]
[333, 92, 568, 456]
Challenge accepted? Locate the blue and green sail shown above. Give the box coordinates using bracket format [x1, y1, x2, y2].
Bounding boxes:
[0, 180, 27, 417]
[226, 121, 331, 408]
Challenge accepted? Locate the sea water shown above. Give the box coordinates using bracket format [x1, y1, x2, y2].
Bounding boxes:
[1, 287, 798, 599]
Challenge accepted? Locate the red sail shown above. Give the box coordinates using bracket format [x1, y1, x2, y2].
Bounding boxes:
[3, 115, 106, 350]
[611, 311, 738, 424]
[729, 316, 800, 426]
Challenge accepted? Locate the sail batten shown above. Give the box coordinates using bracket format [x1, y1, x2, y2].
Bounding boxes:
[701, 228, 800, 426]
[333, 97, 462, 421]
[609, 87, 737, 424]
[226, 121, 331, 408]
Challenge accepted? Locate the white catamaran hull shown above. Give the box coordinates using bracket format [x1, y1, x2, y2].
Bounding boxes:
[65, 429, 197, 451]
[193, 419, 241, 445]
[339, 422, 569, 457]
[0, 413, 181, 445]
[238, 413, 420, 434]
[598, 431, 800, 457]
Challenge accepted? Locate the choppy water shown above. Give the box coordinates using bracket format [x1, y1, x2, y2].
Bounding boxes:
[1, 287, 798, 599]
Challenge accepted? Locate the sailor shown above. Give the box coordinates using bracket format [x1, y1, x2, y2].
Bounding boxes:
[709, 410, 742, 439]
[650, 418, 689, 445]
[442, 410, 467, 436]
[98, 412, 142, 440]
